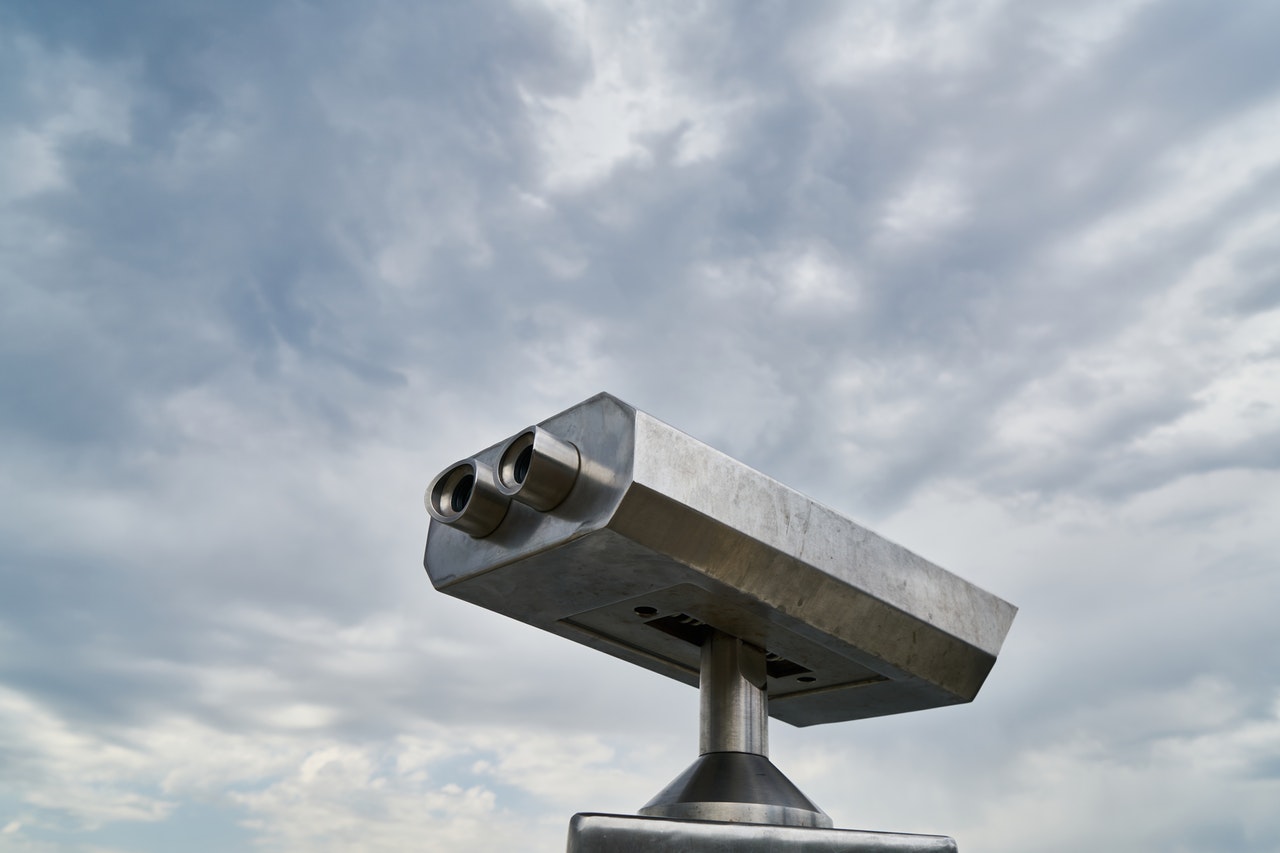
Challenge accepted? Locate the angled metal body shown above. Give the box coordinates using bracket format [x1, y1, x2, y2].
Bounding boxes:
[424, 393, 1015, 727]
[421, 393, 1016, 849]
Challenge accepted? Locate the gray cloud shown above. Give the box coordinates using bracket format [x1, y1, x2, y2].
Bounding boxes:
[2, 0, 1280, 850]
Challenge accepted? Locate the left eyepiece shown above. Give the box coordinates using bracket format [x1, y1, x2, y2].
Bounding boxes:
[425, 459, 510, 537]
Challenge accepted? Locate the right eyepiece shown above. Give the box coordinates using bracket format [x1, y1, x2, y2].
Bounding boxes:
[496, 426, 580, 511]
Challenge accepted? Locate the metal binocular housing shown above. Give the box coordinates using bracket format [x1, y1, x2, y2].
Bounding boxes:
[423, 393, 1016, 849]
[424, 392, 1014, 727]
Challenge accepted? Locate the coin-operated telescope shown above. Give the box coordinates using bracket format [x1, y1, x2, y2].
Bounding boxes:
[423, 393, 1016, 851]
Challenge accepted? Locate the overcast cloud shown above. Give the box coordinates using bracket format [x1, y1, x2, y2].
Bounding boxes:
[2, 1, 1279, 850]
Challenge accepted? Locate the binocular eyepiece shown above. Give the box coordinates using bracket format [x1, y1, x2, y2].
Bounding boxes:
[425, 426, 581, 537]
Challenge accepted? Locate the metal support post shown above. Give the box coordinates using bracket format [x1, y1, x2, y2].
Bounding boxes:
[420, 395, 1012, 853]
[700, 631, 768, 756]
[639, 629, 831, 828]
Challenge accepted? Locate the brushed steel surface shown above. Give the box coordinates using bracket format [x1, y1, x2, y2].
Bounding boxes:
[423, 393, 1016, 726]
[637, 752, 832, 828]
[496, 426, 580, 510]
[424, 458, 509, 537]
[700, 631, 768, 756]
[637, 631, 830, 828]
[567, 813, 958, 852]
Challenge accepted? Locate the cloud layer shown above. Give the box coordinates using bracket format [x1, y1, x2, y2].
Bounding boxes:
[2, 0, 1279, 850]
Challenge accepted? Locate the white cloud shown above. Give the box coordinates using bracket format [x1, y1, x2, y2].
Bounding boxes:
[1072, 96, 1280, 271]
[0, 687, 176, 829]
[0, 36, 134, 202]
[875, 152, 971, 247]
[798, 0, 1006, 84]
[4, 1, 1280, 850]
[521, 4, 748, 189]
[696, 241, 860, 315]
[1034, 0, 1158, 69]
[985, 197, 1280, 498]
[0, 682, 676, 853]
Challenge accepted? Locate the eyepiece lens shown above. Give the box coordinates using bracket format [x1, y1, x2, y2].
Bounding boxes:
[450, 474, 475, 512]
[513, 444, 534, 484]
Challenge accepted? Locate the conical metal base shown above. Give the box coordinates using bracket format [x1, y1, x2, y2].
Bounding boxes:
[639, 752, 833, 828]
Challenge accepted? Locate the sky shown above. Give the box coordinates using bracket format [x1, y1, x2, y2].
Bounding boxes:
[2, 0, 1279, 850]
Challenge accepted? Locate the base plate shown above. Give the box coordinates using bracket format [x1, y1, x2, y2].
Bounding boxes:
[567, 813, 958, 852]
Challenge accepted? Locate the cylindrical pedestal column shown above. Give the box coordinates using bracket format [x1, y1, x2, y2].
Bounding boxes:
[701, 630, 769, 756]
[639, 630, 831, 828]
